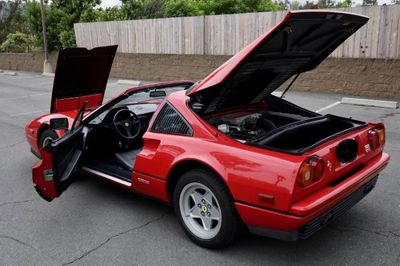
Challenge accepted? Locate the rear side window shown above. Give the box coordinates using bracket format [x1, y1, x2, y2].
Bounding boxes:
[151, 103, 193, 136]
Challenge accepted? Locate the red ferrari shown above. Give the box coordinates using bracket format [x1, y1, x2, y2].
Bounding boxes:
[26, 11, 390, 248]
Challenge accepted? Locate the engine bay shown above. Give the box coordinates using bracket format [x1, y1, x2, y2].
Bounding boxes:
[207, 111, 309, 142]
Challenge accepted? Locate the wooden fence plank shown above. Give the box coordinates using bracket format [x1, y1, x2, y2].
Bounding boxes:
[74, 6, 400, 58]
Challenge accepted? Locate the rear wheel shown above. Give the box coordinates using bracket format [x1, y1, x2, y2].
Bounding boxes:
[39, 129, 58, 149]
[173, 168, 242, 248]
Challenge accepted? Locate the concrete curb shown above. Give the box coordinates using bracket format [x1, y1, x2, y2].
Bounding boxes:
[42, 72, 55, 77]
[3, 71, 17, 76]
[117, 79, 141, 86]
[341, 97, 398, 109]
[0, 69, 3, 73]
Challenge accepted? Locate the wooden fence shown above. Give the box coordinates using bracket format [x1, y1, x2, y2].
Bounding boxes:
[74, 5, 400, 58]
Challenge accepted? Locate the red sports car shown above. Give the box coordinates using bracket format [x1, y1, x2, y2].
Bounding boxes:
[26, 11, 390, 248]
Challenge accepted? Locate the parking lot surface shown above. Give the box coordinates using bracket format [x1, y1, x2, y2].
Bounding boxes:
[0, 71, 399, 265]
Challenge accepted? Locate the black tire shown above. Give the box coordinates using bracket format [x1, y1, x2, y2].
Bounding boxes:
[39, 129, 58, 149]
[173, 168, 242, 248]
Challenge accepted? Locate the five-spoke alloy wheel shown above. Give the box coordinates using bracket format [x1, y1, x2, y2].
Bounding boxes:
[179, 182, 222, 240]
[174, 169, 242, 248]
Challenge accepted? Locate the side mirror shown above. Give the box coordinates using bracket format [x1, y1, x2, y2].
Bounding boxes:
[149, 90, 167, 98]
[50, 118, 69, 130]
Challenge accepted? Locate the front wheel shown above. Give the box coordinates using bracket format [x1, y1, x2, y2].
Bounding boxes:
[173, 169, 242, 248]
[39, 129, 58, 149]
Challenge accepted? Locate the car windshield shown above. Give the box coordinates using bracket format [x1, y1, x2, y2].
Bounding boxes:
[117, 85, 186, 105]
[88, 84, 188, 125]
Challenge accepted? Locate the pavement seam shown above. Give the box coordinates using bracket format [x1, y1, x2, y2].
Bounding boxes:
[62, 210, 171, 266]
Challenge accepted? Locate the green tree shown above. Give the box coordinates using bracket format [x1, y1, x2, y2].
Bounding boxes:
[198, 0, 281, 15]
[121, 0, 282, 19]
[335, 0, 352, 8]
[317, 0, 336, 8]
[362, 0, 377, 5]
[164, 0, 200, 17]
[95, 7, 125, 21]
[0, 0, 27, 44]
[25, 0, 103, 51]
[25, 1, 68, 51]
[51, 0, 101, 22]
[121, 0, 165, 19]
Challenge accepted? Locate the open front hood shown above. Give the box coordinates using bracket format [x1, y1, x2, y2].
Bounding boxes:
[50, 45, 118, 113]
[187, 11, 368, 114]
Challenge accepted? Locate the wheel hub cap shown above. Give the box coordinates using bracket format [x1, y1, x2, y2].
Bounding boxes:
[179, 182, 222, 240]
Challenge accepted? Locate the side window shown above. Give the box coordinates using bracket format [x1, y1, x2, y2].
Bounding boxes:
[151, 103, 193, 136]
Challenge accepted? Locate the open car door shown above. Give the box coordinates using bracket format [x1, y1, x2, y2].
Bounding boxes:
[32, 104, 87, 201]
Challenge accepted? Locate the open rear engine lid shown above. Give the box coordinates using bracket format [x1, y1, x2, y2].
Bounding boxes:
[187, 11, 368, 114]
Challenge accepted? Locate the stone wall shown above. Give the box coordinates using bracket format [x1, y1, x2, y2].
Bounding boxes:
[0, 52, 58, 73]
[294, 58, 400, 99]
[1, 52, 399, 99]
[111, 53, 230, 81]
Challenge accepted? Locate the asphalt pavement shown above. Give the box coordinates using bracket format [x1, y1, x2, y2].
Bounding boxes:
[0, 71, 399, 266]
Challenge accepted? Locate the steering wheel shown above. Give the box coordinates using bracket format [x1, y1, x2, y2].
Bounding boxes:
[112, 109, 142, 140]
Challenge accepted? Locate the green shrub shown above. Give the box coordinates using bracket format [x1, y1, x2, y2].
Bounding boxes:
[0, 31, 34, 53]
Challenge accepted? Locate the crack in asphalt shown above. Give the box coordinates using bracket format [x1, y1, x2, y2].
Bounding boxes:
[0, 235, 35, 249]
[0, 198, 38, 208]
[62, 211, 171, 266]
[0, 139, 26, 150]
[0, 234, 60, 264]
[331, 224, 400, 239]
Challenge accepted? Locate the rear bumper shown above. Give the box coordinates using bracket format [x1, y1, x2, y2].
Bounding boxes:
[246, 175, 378, 241]
[236, 152, 389, 241]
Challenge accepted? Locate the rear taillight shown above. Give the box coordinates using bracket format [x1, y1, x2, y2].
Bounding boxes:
[297, 156, 325, 187]
[376, 127, 385, 146]
[368, 127, 385, 149]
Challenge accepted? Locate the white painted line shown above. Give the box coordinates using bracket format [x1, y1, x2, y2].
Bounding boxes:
[341, 97, 399, 109]
[315, 101, 341, 113]
[10, 109, 48, 117]
[3, 71, 17, 76]
[117, 79, 141, 86]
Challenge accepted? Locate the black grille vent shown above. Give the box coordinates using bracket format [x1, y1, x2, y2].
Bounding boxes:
[151, 103, 192, 136]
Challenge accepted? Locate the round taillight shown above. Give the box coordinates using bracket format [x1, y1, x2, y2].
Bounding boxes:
[298, 164, 314, 187]
[297, 156, 325, 187]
